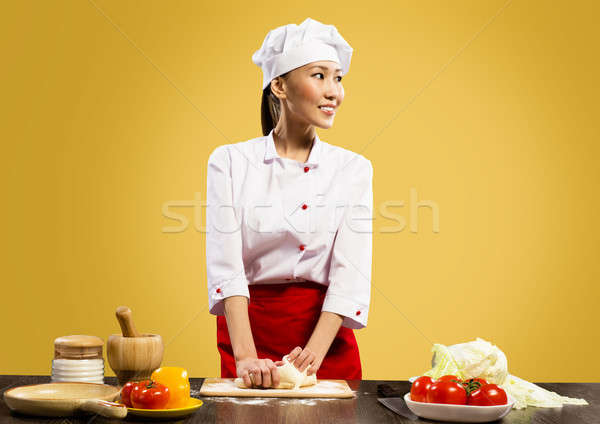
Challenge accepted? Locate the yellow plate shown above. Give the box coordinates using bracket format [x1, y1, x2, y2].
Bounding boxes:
[127, 398, 203, 419]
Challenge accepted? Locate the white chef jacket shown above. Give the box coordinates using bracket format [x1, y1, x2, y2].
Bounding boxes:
[205, 129, 373, 329]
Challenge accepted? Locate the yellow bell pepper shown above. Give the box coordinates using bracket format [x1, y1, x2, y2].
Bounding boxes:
[150, 366, 190, 409]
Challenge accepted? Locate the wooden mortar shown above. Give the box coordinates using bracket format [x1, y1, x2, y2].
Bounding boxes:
[106, 306, 164, 386]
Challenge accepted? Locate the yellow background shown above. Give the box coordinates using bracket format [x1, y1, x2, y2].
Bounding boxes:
[1, 1, 598, 382]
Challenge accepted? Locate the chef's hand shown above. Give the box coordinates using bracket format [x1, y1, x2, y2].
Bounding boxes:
[236, 357, 284, 388]
[287, 346, 322, 376]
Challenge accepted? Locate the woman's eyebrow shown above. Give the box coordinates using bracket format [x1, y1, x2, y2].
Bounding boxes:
[309, 65, 342, 73]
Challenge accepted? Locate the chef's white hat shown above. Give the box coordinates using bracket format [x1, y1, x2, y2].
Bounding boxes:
[252, 17, 353, 90]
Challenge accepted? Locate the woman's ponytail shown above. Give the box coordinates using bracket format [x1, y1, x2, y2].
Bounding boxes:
[260, 73, 289, 136]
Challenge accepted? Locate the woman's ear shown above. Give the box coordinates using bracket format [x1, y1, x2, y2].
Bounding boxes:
[270, 76, 287, 100]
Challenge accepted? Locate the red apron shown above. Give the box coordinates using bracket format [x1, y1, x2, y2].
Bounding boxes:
[216, 281, 362, 379]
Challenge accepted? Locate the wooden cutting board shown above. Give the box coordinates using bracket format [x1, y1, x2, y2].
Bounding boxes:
[199, 378, 354, 398]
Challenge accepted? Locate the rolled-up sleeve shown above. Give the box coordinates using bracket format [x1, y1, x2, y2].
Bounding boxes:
[205, 146, 250, 316]
[322, 157, 373, 329]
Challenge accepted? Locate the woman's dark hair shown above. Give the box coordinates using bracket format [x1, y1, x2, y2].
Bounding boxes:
[260, 72, 289, 136]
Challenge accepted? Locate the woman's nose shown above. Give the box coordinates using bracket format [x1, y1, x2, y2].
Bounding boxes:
[324, 79, 340, 99]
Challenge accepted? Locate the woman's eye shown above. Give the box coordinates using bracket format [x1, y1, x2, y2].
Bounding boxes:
[312, 73, 343, 82]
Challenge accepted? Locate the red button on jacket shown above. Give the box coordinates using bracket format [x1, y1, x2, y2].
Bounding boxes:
[299, 244, 305, 251]
[356, 310, 361, 316]
[304, 166, 309, 173]
[216, 288, 222, 293]
[302, 204, 308, 210]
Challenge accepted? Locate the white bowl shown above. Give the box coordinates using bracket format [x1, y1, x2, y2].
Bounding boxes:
[52, 369, 105, 377]
[52, 363, 103, 369]
[404, 393, 515, 423]
[52, 367, 104, 375]
[51, 375, 104, 384]
[52, 361, 104, 376]
[52, 359, 104, 369]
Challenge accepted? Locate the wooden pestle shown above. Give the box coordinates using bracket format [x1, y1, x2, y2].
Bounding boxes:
[115, 306, 141, 337]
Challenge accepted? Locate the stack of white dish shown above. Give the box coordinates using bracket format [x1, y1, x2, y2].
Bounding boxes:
[51, 335, 105, 384]
[51, 358, 104, 384]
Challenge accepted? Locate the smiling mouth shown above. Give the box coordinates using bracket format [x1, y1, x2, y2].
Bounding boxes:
[318, 106, 335, 115]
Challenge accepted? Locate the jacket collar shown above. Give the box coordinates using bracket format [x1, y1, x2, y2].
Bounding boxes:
[264, 129, 321, 166]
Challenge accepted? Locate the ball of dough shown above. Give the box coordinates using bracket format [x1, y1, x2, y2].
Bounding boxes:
[235, 354, 317, 389]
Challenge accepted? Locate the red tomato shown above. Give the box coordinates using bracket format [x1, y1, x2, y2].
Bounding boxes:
[436, 375, 462, 383]
[426, 381, 467, 405]
[467, 384, 508, 406]
[410, 376, 433, 402]
[130, 380, 170, 409]
[120, 381, 138, 407]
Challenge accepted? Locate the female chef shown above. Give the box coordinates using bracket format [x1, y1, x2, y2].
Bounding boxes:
[206, 18, 373, 388]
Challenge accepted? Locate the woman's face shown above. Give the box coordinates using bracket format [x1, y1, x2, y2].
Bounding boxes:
[275, 60, 345, 129]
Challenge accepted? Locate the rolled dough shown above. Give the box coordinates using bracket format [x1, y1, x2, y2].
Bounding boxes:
[234, 354, 317, 389]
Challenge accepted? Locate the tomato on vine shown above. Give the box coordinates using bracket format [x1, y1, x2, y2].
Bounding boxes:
[467, 384, 508, 406]
[410, 376, 433, 402]
[130, 380, 170, 409]
[436, 375, 462, 384]
[426, 381, 467, 405]
[120, 381, 138, 407]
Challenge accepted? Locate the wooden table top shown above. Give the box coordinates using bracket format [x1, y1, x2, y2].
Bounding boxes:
[0, 375, 597, 423]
